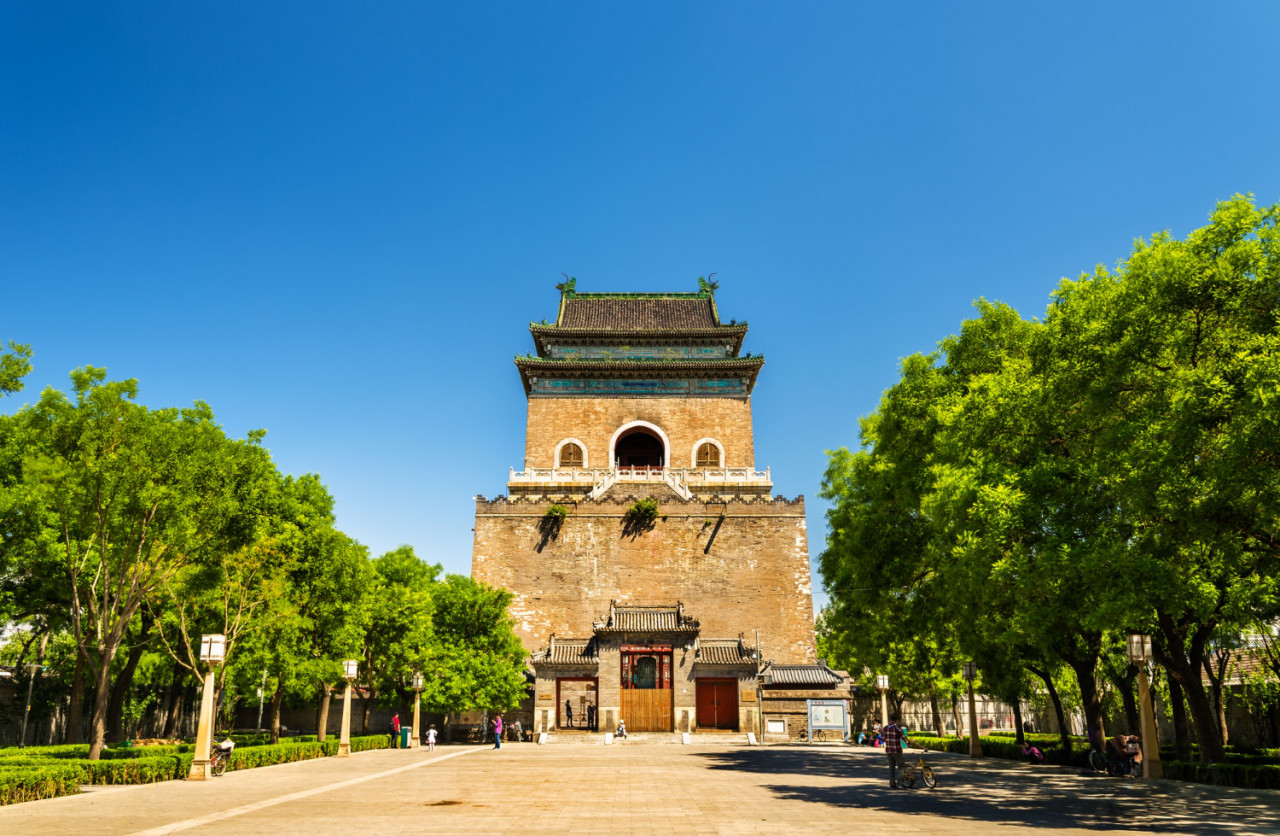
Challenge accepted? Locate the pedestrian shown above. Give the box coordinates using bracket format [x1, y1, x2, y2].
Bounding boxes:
[565, 700, 574, 728]
[493, 714, 503, 750]
[390, 713, 401, 749]
[587, 703, 596, 732]
[883, 713, 906, 788]
[1021, 739, 1044, 764]
[512, 719, 523, 742]
[426, 723, 437, 752]
[616, 719, 627, 739]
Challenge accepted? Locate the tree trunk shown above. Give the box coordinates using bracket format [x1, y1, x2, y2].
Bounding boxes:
[1029, 665, 1071, 755]
[269, 680, 285, 744]
[951, 695, 963, 739]
[88, 648, 117, 760]
[1168, 674, 1192, 761]
[317, 683, 332, 742]
[1202, 651, 1230, 747]
[162, 674, 185, 739]
[929, 690, 945, 737]
[1117, 672, 1140, 736]
[1012, 699, 1025, 746]
[1067, 658, 1105, 751]
[64, 651, 86, 744]
[1157, 615, 1227, 763]
[361, 692, 373, 734]
[106, 636, 149, 742]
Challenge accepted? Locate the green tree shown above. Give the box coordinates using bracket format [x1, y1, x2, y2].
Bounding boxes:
[9, 368, 266, 758]
[0, 340, 32, 396]
[354, 546, 437, 731]
[422, 575, 527, 720]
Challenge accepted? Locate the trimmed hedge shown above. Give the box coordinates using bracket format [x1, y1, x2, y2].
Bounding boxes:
[349, 735, 392, 753]
[0, 731, 398, 806]
[1164, 760, 1280, 790]
[0, 764, 83, 805]
[227, 742, 335, 771]
[908, 734, 1093, 769]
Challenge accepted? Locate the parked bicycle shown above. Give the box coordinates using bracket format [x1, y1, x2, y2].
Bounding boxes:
[898, 751, 937, 789]
[210, 740, 235, 777]
[1088, 735, 1141, 779]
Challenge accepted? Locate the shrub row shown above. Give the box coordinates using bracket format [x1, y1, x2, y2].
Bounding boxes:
[0, 732, 396, 806]
[0, 764, 83, 805]
[0, 755, 184, 787]
[349, 735, 392, 753]
[227, 741, 336, 771]
[908, 734, 1093, 769]
[1163, 760, 1280, 790]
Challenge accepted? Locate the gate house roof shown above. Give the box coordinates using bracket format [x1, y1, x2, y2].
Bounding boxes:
[532, 637, 599, 666]
[695, 639, 757, 666]
[761, 662, 845, 687]
[593, 602, 700, 634]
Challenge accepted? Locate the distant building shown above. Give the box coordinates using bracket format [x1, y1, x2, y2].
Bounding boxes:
[472, 279, 818, 737]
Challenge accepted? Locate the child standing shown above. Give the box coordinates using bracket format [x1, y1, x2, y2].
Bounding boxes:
[426, 724, 437, 752]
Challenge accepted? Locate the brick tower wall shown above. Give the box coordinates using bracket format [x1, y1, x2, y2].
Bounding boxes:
[471, 492, 816, 664]
[523, 397, 755, 469]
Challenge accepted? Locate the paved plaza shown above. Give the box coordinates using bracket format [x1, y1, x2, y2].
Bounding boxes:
[1, 743, 1277, 835]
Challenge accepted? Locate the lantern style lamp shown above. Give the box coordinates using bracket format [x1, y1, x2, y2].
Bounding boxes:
[1127, 634, 1153, 665]
[875, 674, 889, 727]
[188, 634, 229, 780]
[410, 672, 424, 749]
[338, 660, 358, 756]
[962, 661, 982, 757]
[1127, 633, 1162, 779]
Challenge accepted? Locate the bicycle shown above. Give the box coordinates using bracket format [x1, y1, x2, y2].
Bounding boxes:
[210, 744, 232, 777]
[1088, 745, 1140, 779]
[898, 751, 937, 789]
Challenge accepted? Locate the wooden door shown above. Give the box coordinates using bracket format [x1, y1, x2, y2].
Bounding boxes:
[696, 679, 739, 730]
[621, 689, 672, 732]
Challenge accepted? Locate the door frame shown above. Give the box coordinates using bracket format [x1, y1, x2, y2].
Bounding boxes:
[695, 677, 740, 731]
[555, 676, 598, 730]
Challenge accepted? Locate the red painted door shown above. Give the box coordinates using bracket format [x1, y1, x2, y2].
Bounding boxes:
[696, 679, 739, 730]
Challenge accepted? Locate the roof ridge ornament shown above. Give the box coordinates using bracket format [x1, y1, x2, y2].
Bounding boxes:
[697, 274, 718, 294]
[557, 274, 577, 296]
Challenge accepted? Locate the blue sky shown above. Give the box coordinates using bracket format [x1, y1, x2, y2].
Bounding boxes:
[3, 3, 1278, 613]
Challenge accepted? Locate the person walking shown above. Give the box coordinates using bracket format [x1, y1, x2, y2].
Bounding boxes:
[426, 723, 437, 752]
[587, 703, 596, 732]
[883, 713, 906, 788]
[493, 714, 503, 750]
[565, 700, 574, 728]
[390, 713, 401, 749]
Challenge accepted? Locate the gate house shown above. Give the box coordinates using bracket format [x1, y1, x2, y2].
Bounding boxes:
[471, 280, 817, 735]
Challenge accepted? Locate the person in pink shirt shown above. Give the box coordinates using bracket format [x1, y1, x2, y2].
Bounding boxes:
[493, 714, 503, 750]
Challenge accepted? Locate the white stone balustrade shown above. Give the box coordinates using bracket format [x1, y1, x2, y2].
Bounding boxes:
[508, 466, 771, 484]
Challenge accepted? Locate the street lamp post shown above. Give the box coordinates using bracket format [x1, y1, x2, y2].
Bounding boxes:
[875, 674, 889, 728]
[962, 661, 983, 758]
[411, 672, 424, 749]
[1127, 634, 1163, 780]
[188, 634, 226, 780]
[338, 659, 358, 757]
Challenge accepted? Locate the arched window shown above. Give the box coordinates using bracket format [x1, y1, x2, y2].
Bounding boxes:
[696, 442, 721, 467]
[559, 442, 584, 467]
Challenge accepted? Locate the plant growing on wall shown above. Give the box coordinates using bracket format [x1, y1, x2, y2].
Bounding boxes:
[537, 504, 569, 552]
[622, 497, 660, 538]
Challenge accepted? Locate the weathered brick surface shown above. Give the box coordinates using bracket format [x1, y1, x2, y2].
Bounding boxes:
[472, 492, 816, 665]
[523, 397, 755, 468]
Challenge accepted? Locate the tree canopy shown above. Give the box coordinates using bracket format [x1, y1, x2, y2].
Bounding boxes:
[820, 195, 1280, 762]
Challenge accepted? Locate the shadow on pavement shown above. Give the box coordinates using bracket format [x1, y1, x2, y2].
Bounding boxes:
[696, 747, 1280, 834]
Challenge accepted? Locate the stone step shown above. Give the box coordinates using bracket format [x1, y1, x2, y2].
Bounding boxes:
[542, 731, 750, 745]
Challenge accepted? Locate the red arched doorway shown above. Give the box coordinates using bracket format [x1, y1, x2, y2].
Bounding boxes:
[615, 428, 664, 468]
